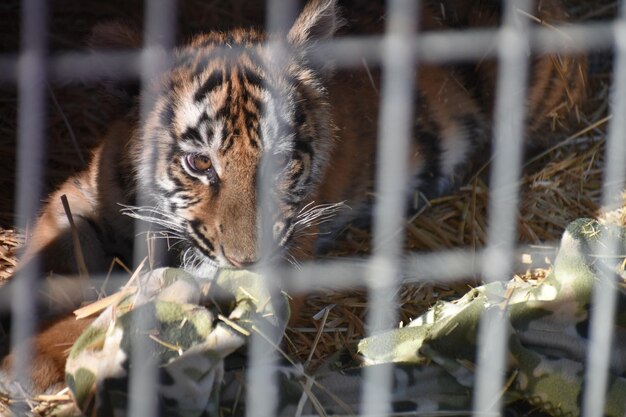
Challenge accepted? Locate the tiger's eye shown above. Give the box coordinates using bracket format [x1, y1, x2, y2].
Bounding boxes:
[186, 154, 213, 172]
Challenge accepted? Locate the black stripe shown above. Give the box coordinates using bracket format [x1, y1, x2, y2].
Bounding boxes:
[189, 220, 216, 254]
[194, 70, 224, 102]
[248, 136, 260, 149]
[166, 163, 185, 190]
[288, 163, 304, 183]
[203, 124, 214, 144]
[457, 114, 485, 148]
[163, 186, 185, 199]
[241, 49, 268, 75]
[219, 124, 234, 154]
[294, 139, 314, 158]
[182, 127, 203, 144]
[294, 103, 306, 126]
[413, 126, 442, 199]
[154, 183, 171, 196]
[243, 107, 262, 147]
[221, 136, 235, 154]
[215, 82, 233, 119]
[173, 197, 202, 210]
[198, 111, 210, 124]
[242, 106, 260, 124]
[244, 117, 259, 139]
[159, 103, 175, 127]
[190, 240, 217, 261]
[191, 52, 212, 77]
[240, 66, 264, 89]
[176, 51, 195, 69]
[243, 94, 263, 114]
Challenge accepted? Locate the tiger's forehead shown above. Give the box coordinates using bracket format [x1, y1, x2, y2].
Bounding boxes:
[162, 41, 299, 156]
[171, 55, 265, 122]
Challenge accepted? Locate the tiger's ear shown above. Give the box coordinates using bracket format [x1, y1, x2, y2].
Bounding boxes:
[89, 21, 143, 50]
[287, 0, 341, 46]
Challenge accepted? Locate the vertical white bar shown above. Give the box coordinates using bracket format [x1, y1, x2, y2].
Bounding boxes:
[245, 2, 298, 416]
[127, 1, 176, 416]
[361, 0, 417, 415]
[11, 0, 47, 412]
[582, 4, 626, 416]
[473, 1, 531, 417]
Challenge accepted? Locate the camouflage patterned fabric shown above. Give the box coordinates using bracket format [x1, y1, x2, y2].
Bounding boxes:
[63, 218, 626, 416]
[64, 268, 288, 417]
[355, 218, 626, 416]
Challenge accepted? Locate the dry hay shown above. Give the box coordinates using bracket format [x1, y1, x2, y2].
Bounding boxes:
[0, 229, 21, 284]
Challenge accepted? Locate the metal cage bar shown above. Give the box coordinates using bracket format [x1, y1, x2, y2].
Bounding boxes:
[127, 1, 178, 416]
[582, 2, 626, 416]
[245, 1, 300, 415]
[473, 1, 532, 416]
[361, 0, 418, 415]
[10, 0, 48, 414]
[0, 22, 618, 84]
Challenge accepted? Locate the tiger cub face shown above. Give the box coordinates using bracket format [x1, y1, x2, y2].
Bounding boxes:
[136, 0, 340, 271]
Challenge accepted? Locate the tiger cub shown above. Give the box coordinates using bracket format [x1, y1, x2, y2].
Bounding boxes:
[20, 0, 586, 278]
[3, 0, 586, 394]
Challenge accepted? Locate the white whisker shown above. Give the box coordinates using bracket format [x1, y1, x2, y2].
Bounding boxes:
[292, 201, 346, 230]
[119, 203, 186, 233]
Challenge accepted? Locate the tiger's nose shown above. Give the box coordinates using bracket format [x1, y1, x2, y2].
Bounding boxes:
[224, 254, 257, 269]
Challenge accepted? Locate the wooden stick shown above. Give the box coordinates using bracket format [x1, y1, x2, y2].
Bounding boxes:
[60, 194, 89, 281]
